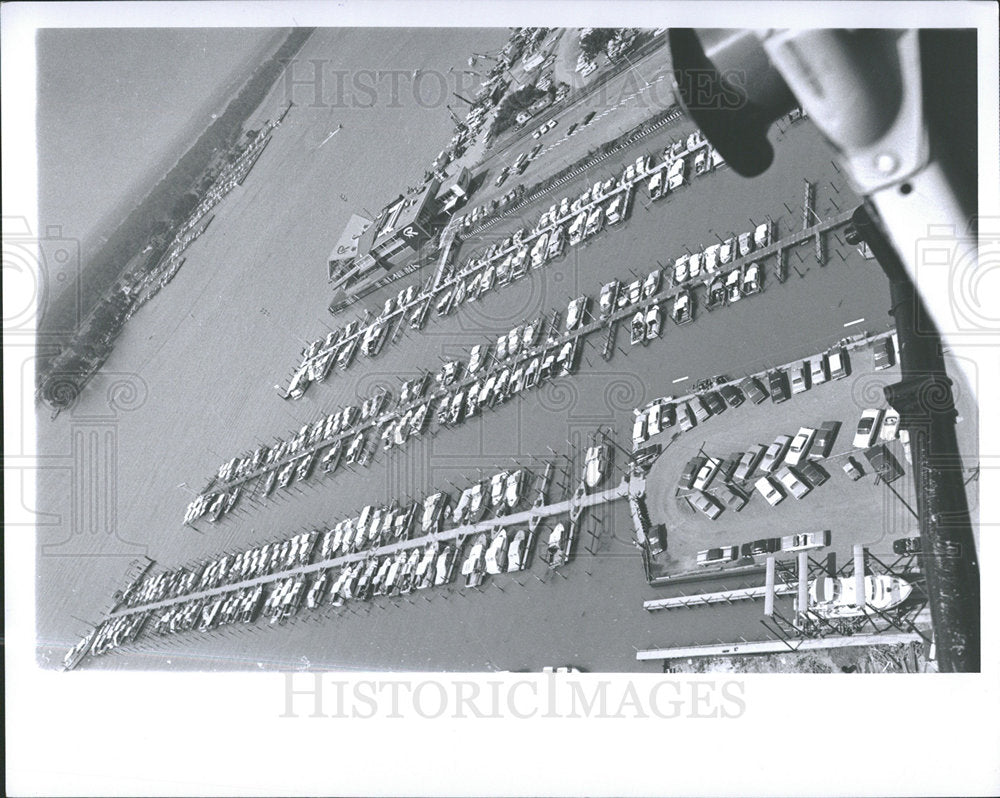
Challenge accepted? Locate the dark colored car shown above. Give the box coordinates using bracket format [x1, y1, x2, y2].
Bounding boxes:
[581, 110, 597, 125]
[632, 443, 663, 474]
[565, 122, 579, 137]
[718, 452, 742, 482]
[810, 420, 842, 460]
[892, 537, 922, 555]
[767, 369, 791, 403]
[739, 376, 769, 404]
[692, 395, 712, 422]
[719, 483, 749, 512]
[799, 460, 830, 487]
[719, 384, 745, 408]
[865, 444, 904, 483]
[659, 403, 677, 428]
[647, 523, 668, 556]
[740, 537, 781, 558]
[529, 143, 543, 159]
[703, 391, 726, 415]
[679, 456, 704, 490]
[873, 336, 895, 370]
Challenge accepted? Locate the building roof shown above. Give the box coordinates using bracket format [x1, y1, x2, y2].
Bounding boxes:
[370, 176, 441, 247]
[328, 213, 373, 264]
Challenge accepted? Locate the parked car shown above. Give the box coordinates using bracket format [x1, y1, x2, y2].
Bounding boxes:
[767, 369, 790, 403]
[679, 457, 705, 490]
[799, 460, 830, 487]
[632, 411, 648, 448]
[719, 384, 745, 408]
[678, 402, 696, 432]
[739, 376, 769, 404]
[776, 466, 812, 499]
[781, 530, 831, 552]
[702, 391, 726, 415]
[735, 445, 766, 482]
[719, 483, 749, 512]
[843, 457, 864, 480]
[810, 420, 841, 460]
[690, 490, 723, 520]
[827, 346, 849, 379]
[761, 435, 793, 472]
[693, 457, 721, 491]
[692, 395, 712, 423]
[788, 359, 809, 392]
[892, 536, 922, 555]
[697, 546, 740, 567]
[785, 427, 817, 466]
[864, 444, 904, 483]
[755, 475, 785, 506]
[810, 355, 829, 385]
[880, 408, 901, 441]
[741, 537, 780, 557]
[873, 336, 895, 370]
[853, 408, 884, 448]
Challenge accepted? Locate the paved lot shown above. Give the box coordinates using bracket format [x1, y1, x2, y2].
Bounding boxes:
[644, 350, 915, 572]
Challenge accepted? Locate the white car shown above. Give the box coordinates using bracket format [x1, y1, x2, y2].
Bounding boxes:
[853, 408, 884, 448]
[880, 408, 900, 441]
[632, 411, 648, 448]
[785, 427, 817, 466]
[776, 466, 811, 499]
[693, 457, 721, 491]
[755, 475, 785, 507]
[645, 401, 662, 436]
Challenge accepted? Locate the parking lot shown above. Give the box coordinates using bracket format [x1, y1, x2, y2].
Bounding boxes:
[644, 343, 921, 574]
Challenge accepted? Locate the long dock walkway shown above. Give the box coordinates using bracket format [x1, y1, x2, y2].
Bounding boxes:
[636, 631, 924, 661]
[114, 476, 638, 620]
